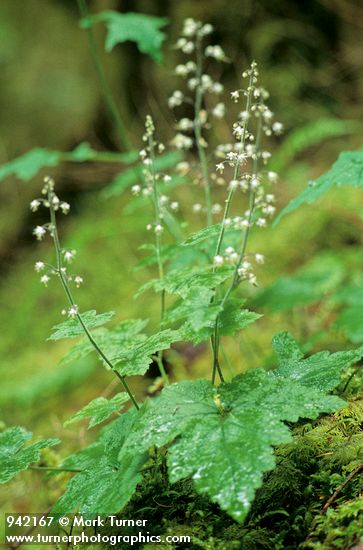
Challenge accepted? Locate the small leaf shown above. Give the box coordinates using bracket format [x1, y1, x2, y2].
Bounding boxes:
[275, 150, 363, 224]
[0, 148, 60, 182]
[48, 310, 115, 341]
[0, 427, 59, 484]
[81, 11, 168, 62]
[114, 329, 181, 376]
[64, 394, 129, 429]
[182, 223, 225, 247]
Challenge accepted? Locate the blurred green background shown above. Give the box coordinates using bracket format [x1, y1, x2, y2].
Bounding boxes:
[1, 0, 362, 516]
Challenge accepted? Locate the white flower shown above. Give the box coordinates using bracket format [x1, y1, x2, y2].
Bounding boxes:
[255, 253, 265, 264]
[212, 102, 225, 119]
[74, 276, 83, 288]
[248, 273, 257, 286]
[228, 179, 239, 191]
[250, 176, 260, 189]
[35, 261, 45, 272]
[263, 205, 276, 216]
[267, 171, 278, 183]
[182, 41, 195, 54]
[60, 202, 70, 214]
[231, 91, 240, 102]
[272, 121, 283, 135]
[171, 133, 193, 150]
[146, 223, 152, 231]
[200, 23, 213, 36]
[68, 305, 79, 318]
[143, 187, 152, 197]
[177, 118, 194, 131]
[175, 64, 188, 77]
[211, 82, 223, 94]
[192, 203, 203, 213]
[170, 201, 179, 211]
[212, 203, 222, 214]
[168, 90, 184, 108]
[155, 224, 163, 235]
[40, 274, 50, 286]
[265, 193, 275, 203]
[63, 250, 76, 263]
[256, 218, 267, 227]
[131, 184, 141, 195]
[216, 163, 225, 173]
[182, 18, 200, 37]
[205, 45, 227, 61]
[30, 199, 41, 212]
[163, 175, 172, 182]
[33, 226, 46, 240]
[213, 255, 224, 267]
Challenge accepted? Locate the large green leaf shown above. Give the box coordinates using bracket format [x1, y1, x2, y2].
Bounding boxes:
[121, 334, 362, 522]
[0, 427, 59, 484]
[48, 310, 115, 341]
[272, 331, 363, 391]
[81, 11, 168, 63]
[275, 150, 363, 224]
[54, 410, 146, 515]
[64, 393, 129, 429]
[252, 254, 345, 312]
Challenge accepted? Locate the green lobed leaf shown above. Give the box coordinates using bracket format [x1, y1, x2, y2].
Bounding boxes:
[122, 330, 357, 523]
[81, 11, 168, 63]
[136, 265, 234, 299]
[272, 331, 363, 391]
[0, 145, 137, 183]
[275, 150, 363, 224]
[54, 410, 147, 515]
[64, 393, 130, 429]
[252, 254, 345, 312]
[0, 427, 59, 484]
[48, 310, 115, 341]
[179, 298, 261, 344]
[182, 223, 225, 247]
[0, 148, 60, 182]
[58, 319, 148, 367]
[114, 329, 181, 376]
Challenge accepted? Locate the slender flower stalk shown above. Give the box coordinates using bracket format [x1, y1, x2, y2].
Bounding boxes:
[209, 61, 282, 383]
[32, 177, 139, 410]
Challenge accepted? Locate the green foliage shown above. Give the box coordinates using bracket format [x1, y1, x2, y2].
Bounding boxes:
[81, 11, 168, 63]
[275, 150, 363, 223]
[48, 310, 115, 340]
[0, 427, 59, 483]
[64, 393, 129, 429]
[0, 144, 137, 183]
[270, 119, 362, 173]
[0, 148, 60, 181]
[111, 333, 360, 523]
[272, 332, 363, 391]
[54, 410, 147, 515]
[333, 306, 363, 344]
[253, 254, 345, 312]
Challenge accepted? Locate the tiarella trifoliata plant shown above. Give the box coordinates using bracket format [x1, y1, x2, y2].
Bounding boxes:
[1, 17, 363, 526]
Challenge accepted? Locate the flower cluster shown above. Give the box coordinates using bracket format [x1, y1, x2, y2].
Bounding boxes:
[210, 61, 282, 285]
[131, 115, 179, 235]
[31, 176, 83, 318]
